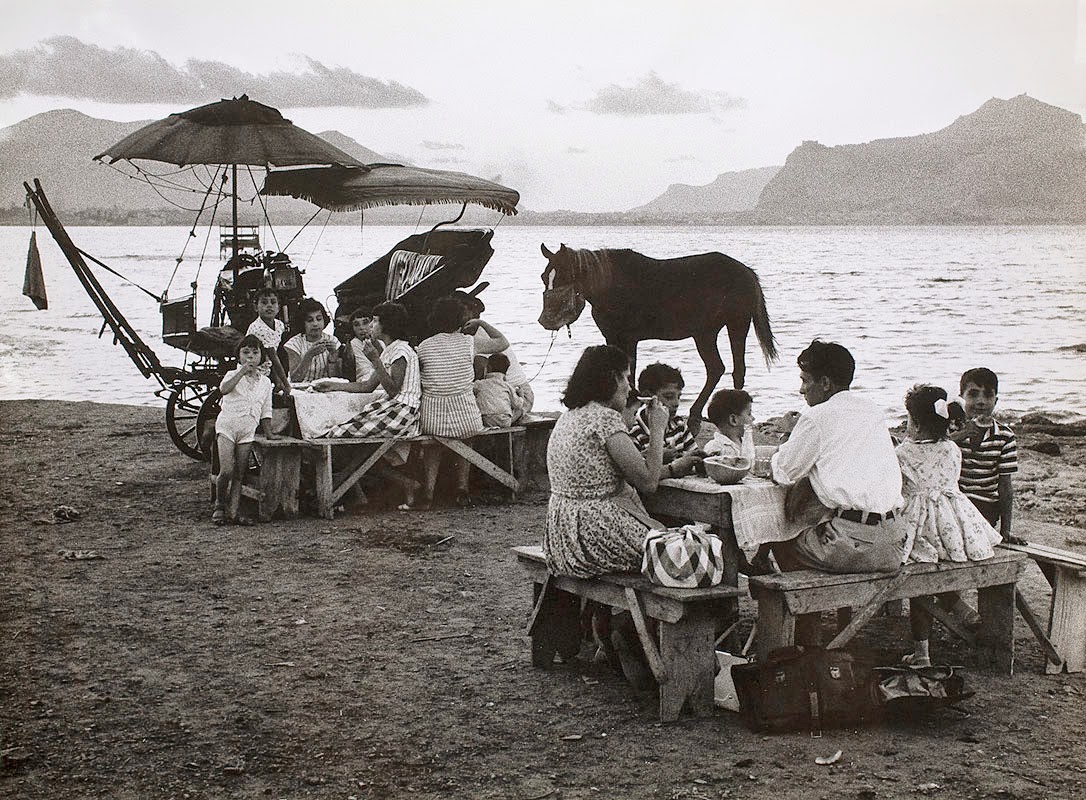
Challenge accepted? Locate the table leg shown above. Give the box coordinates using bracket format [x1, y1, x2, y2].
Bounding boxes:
[977, 582, 1015, 674]
[756, 592, 794, 662]
[658, 606, 717, 722]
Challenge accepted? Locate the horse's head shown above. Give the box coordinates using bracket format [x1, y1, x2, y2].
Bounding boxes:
[538, 243, 587, 330]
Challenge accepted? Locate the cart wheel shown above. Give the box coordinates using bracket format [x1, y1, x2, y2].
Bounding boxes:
[196, 389, 222, 461]
[165, 381, 215, 461]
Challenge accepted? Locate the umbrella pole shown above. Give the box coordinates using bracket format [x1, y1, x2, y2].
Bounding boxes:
[231, 163, 240, 285]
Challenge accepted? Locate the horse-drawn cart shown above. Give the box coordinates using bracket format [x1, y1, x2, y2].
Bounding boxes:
[23, 96, 519, 461]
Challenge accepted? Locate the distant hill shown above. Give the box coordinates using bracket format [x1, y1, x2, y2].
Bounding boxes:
[753, 94, 1086, 224]
[628, 166, 780, 218]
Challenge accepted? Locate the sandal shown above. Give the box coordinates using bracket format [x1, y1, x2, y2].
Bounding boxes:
[397, 500, 430, 512]
[900, 652, 931, 668]
[234, 515, 256, 527]
[212, 509, 227, 526]
[453, 491, 475, 509]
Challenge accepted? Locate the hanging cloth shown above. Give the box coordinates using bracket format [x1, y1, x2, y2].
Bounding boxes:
[23, 230, 48, 310]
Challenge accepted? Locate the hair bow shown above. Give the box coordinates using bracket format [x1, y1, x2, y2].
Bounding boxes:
[933, 398, 949, 419]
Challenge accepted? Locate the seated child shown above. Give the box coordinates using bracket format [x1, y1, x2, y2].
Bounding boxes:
[629, 362, 698, 466]
[245, 288, 290, 395]
[473, 353, 525, 428]
[704, 389, 756, 462]
[952, 367, 1021, 544]
[214, 335, 277, 525]
[343, 306, 377, 383]
[898, 384, 1001, 666]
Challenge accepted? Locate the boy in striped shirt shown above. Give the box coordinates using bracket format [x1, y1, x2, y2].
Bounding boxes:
[953, 367, 1022, 543]
[629, 362, 703, 478]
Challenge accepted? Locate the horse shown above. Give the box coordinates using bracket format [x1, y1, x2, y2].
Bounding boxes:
[538, 243, 777, 429]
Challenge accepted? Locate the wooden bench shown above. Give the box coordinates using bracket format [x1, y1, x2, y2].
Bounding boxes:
[253, 425, 527, 519]
[747, 550, 1028, 673]
[1002, 540, 1086, 673]
[513, 545, 744, 722]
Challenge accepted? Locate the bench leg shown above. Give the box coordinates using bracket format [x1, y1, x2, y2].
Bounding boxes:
[658, 607, 717, 722]
[528, 582, 582, 668]
[314, 444, 334, 519]
[976, 582, 1015, 674]
[756, 592, 794, 662]
[1048, 567, 1086, 673]
[258, 446, 300, 522]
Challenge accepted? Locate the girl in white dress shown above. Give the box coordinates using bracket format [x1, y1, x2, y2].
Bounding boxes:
[897, 384, 1000, 666]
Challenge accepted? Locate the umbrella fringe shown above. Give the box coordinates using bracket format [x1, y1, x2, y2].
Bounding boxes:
[282, 193, 518, 216]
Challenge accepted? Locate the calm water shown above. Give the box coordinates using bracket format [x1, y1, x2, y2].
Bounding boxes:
[2, 224, 1084, 423]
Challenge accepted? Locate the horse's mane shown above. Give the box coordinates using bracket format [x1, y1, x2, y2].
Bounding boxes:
[570, 248, 620, 293]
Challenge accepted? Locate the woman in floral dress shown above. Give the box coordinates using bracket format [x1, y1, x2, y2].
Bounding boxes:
[543, 345, 679, 578]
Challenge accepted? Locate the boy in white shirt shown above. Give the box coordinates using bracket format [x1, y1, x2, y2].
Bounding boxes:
[704, 389, 756, 462]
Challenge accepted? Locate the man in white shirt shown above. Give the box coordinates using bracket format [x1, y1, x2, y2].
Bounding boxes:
[770, 340, 904, 575]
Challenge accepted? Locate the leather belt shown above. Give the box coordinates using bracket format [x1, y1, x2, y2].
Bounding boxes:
[837, 509, 894, 525]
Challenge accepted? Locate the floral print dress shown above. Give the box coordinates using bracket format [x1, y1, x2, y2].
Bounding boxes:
[897, 439, 1001, 563]
[544, 402, 656, 578]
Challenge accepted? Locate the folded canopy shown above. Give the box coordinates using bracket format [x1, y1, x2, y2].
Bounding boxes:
[261, 164, 520, 215]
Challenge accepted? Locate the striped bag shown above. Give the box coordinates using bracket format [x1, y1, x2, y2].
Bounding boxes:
[641, 523, 725, 589]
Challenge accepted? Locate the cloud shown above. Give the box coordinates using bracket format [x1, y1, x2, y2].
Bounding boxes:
[421, 140, 466, 150]
[567, 146, 588, 154]
[546, 99, 566, 114]
[0, 36, 428, 108]
[665, 154, 697, 162]
[580, 71, 746, 116]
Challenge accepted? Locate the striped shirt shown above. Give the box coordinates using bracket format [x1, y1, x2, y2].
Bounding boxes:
[957, 420, 1017, 504]
[629, 407, 697, 455]
[284, 333, 339, 383]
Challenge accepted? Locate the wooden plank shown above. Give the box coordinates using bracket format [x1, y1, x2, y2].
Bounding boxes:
[517, 559, 683, 623]
[1014, 589, 1065, 671]
[624, 587, 669, 684]
[439, 437, 520, 492]
[750, 551, 1026, 593]
[1047, 567, 1086, 673]
[330, 438, 396, 504]
[658, 607, 717, 721]
[773, 560, 1024, 615]
[643, 485, 734, 532]
[1001, 542, 1086, 573]
[976, 582, 1016, 675]
[755, 591, 794, 661]
[512, 547, 743, 604]
[314, 444, 334, 519]
[526, 576, 552, 635]
[826, 571, 909, 649]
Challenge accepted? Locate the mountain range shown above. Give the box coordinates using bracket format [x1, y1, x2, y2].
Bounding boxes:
[2, 94, 1083, 225]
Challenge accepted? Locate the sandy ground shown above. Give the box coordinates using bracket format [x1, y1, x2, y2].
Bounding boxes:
[1, 399, 1085, 800]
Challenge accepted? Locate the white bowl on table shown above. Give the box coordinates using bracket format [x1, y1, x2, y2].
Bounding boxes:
[703, 456, 752, 485]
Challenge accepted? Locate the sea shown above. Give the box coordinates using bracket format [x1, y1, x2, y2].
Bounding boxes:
[2, 224, 1084, 425]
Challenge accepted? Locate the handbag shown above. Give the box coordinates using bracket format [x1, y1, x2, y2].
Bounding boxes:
[641, 523, 725, 588]
[731, 646, 876, 734]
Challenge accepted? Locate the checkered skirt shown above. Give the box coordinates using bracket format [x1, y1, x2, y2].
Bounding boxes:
[325, 399, 420, 439]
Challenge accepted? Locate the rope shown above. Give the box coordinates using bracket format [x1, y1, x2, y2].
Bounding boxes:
[303, 210, 333, 271]
[164, 165, 223, 297]
[247, 164, 281, 252]
[413, 205, 426, 234]
[74, 248, 161, 301]
[283, 207, 326, 252]
[528, 329, 560, 383]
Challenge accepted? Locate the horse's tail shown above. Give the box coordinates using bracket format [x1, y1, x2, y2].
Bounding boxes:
[749, 271, 778, 367]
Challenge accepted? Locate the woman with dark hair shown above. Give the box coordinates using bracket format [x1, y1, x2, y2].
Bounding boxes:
[544, 344, 671, 578]
[284, 297, 342, 383]
[413, 296, 485, 508]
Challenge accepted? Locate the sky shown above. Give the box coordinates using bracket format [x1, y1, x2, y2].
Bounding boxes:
[1, 0, 1084, 211]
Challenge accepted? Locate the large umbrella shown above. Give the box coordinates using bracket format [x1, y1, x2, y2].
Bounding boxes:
[94, 95, 363, 169]
[260, 164, 520, 216]
[94, 95, 365, 258]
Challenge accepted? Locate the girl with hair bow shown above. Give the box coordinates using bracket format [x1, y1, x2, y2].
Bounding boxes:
[895, 384, 1002, 666]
